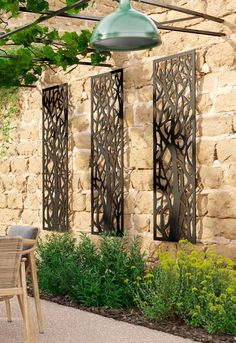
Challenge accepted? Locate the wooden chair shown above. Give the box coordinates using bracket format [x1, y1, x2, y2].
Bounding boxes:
[6, 226, 44, 334]
[0, 236, 36, 343]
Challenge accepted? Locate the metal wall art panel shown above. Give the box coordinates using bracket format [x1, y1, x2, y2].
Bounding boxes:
[42, 84, 69, 232]
[91, 69, 124, 236]
[153, 50, 196, 243]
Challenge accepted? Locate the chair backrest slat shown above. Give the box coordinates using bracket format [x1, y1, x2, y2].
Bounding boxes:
[0, 237, 23, 288]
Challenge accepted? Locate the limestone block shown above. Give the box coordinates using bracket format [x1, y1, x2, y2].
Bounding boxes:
[124, 190, 138, 214]
[27, 176, 39, 191]
[2, 175, 16, 191]
[197, 141, 215, 164]
[137, 86, 153, 102]
[73, 211, 91, 231]
[85, 193, 91, 212]
[135, 102, 152, 124]
[196, 193, 208, 217]
[0, 194, 7, 208]
[206, 42, 235, 67]
[219, 70, 236, 87]
[28, 158, 41, 175]
[129, 126, 152, 148]
[225, 164, 236, 187]
[15, 176, 27, 192]
[24, 193, 41, 210]
[21, 209, 40, 225]
[200, 73, 218, 93]
[11, 158, 28, 174]
[207, 190, 236, 219]
[133, 214, 151, 233]
[73, 150, 90, 171]
[124, 105, 134, 126]
[129, 147, 153, 169]
[70, 115, 89, 134]
[201, 217, 236, 241]
[217, 139, 236, 163]
[198, 166, 223, 189]
[135, 191, 153, 214]
[130, 169, 153, 190]
[124, 214, 132, 230]
[73, 132, 91, 149]
[36, 175, 42, 189]
[7, 192, 23, 209]
[196, 94, 213, 114]
[0, 209, 21, 224]
[17, 140, 37, 158]
[0, 159, 10, 174]
[215, 90, 236, 113]
[214, 243, 236, 260]
[198, 115, 233, 137]
[73, 193, 86, 212]
[78, 171, 91, 190]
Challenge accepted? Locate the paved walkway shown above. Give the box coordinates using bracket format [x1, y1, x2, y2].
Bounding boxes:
[0, 298, 198, 343]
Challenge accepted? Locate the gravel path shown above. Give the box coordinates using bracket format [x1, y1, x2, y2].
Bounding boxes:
[0, 297, 199, 343]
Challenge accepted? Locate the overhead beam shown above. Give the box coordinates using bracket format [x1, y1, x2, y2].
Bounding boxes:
[160, 16, 198, 25]
[0, 0, 90, 40]
[136, 0, 224, 24]
[19, 6, 101, 22]
[155, 22, 226, 37]
[1, 1, 225, 42]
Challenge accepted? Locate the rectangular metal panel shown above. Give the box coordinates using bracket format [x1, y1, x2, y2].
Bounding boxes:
[91, 69, 124, 236]
[153, 50, 196, 243]
[42, 84, 68, 232]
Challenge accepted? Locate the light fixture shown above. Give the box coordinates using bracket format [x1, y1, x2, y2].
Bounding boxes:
[90, 0, 161, 52]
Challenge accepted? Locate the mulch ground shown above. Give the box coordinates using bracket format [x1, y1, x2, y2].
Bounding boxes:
[30, 290, 236, 343]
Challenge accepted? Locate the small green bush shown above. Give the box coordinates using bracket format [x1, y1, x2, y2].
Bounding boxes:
[134, 241, 236, 335]
[37, 233, 145, 308]
[37, 233, 78, 296]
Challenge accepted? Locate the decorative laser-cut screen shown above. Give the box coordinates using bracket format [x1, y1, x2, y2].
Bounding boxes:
[153, 50, 196, 243]
[91, 69, 124, 236]
[42, 84, 68, 232]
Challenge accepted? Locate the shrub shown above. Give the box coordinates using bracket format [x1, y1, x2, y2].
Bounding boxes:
[134, 241, 236, 335]
[37, 233, 78, 296]
[37, 233, 145, 308]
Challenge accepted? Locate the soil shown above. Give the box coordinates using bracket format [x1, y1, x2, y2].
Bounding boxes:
[30, 290, 236, 343]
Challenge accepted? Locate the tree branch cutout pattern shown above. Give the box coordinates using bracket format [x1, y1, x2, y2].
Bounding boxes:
[153, 50, 196, 243]
[43, 84, 68, 232]
[91, 69, 124, 236]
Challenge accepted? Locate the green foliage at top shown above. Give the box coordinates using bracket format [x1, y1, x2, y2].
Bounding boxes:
[37, 233, 145, 308]
[0, 87, 21, 156]
[0, 0, 110, 87]
[0, 0, 88, 17]
[134, 241, 236, 335]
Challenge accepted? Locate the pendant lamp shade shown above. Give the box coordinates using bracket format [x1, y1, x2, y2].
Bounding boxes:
[90, 0, 161, 51]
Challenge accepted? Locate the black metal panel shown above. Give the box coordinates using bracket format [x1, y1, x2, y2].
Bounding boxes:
[91, 69, 124, 236]
[42, 84, 68, 232]
[153, 50, 196, 243]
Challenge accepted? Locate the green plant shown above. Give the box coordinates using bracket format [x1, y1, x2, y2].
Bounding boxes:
[37, 233, 78, 296]
[134, 241, 236, 335]
[0, 87, 21, 156]
[37, 233, 146, 308]
[0, 1, 109, 87]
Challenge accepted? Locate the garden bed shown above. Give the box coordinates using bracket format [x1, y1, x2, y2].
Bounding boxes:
[30, 290, 235, 343]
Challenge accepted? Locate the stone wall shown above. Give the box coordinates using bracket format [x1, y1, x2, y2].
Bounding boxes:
[0, 0, 236, 258]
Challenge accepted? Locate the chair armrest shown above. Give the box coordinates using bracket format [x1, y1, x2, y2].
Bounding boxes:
[23, 238, 37, 247]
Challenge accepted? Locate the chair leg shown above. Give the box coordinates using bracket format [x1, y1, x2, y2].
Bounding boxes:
[21, 260, 36, 343]
[29, 252, 44, 334]
[5, 298, 12, 322]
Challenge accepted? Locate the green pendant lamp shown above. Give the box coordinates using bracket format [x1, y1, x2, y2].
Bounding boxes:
[90, 0, 161, 51]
